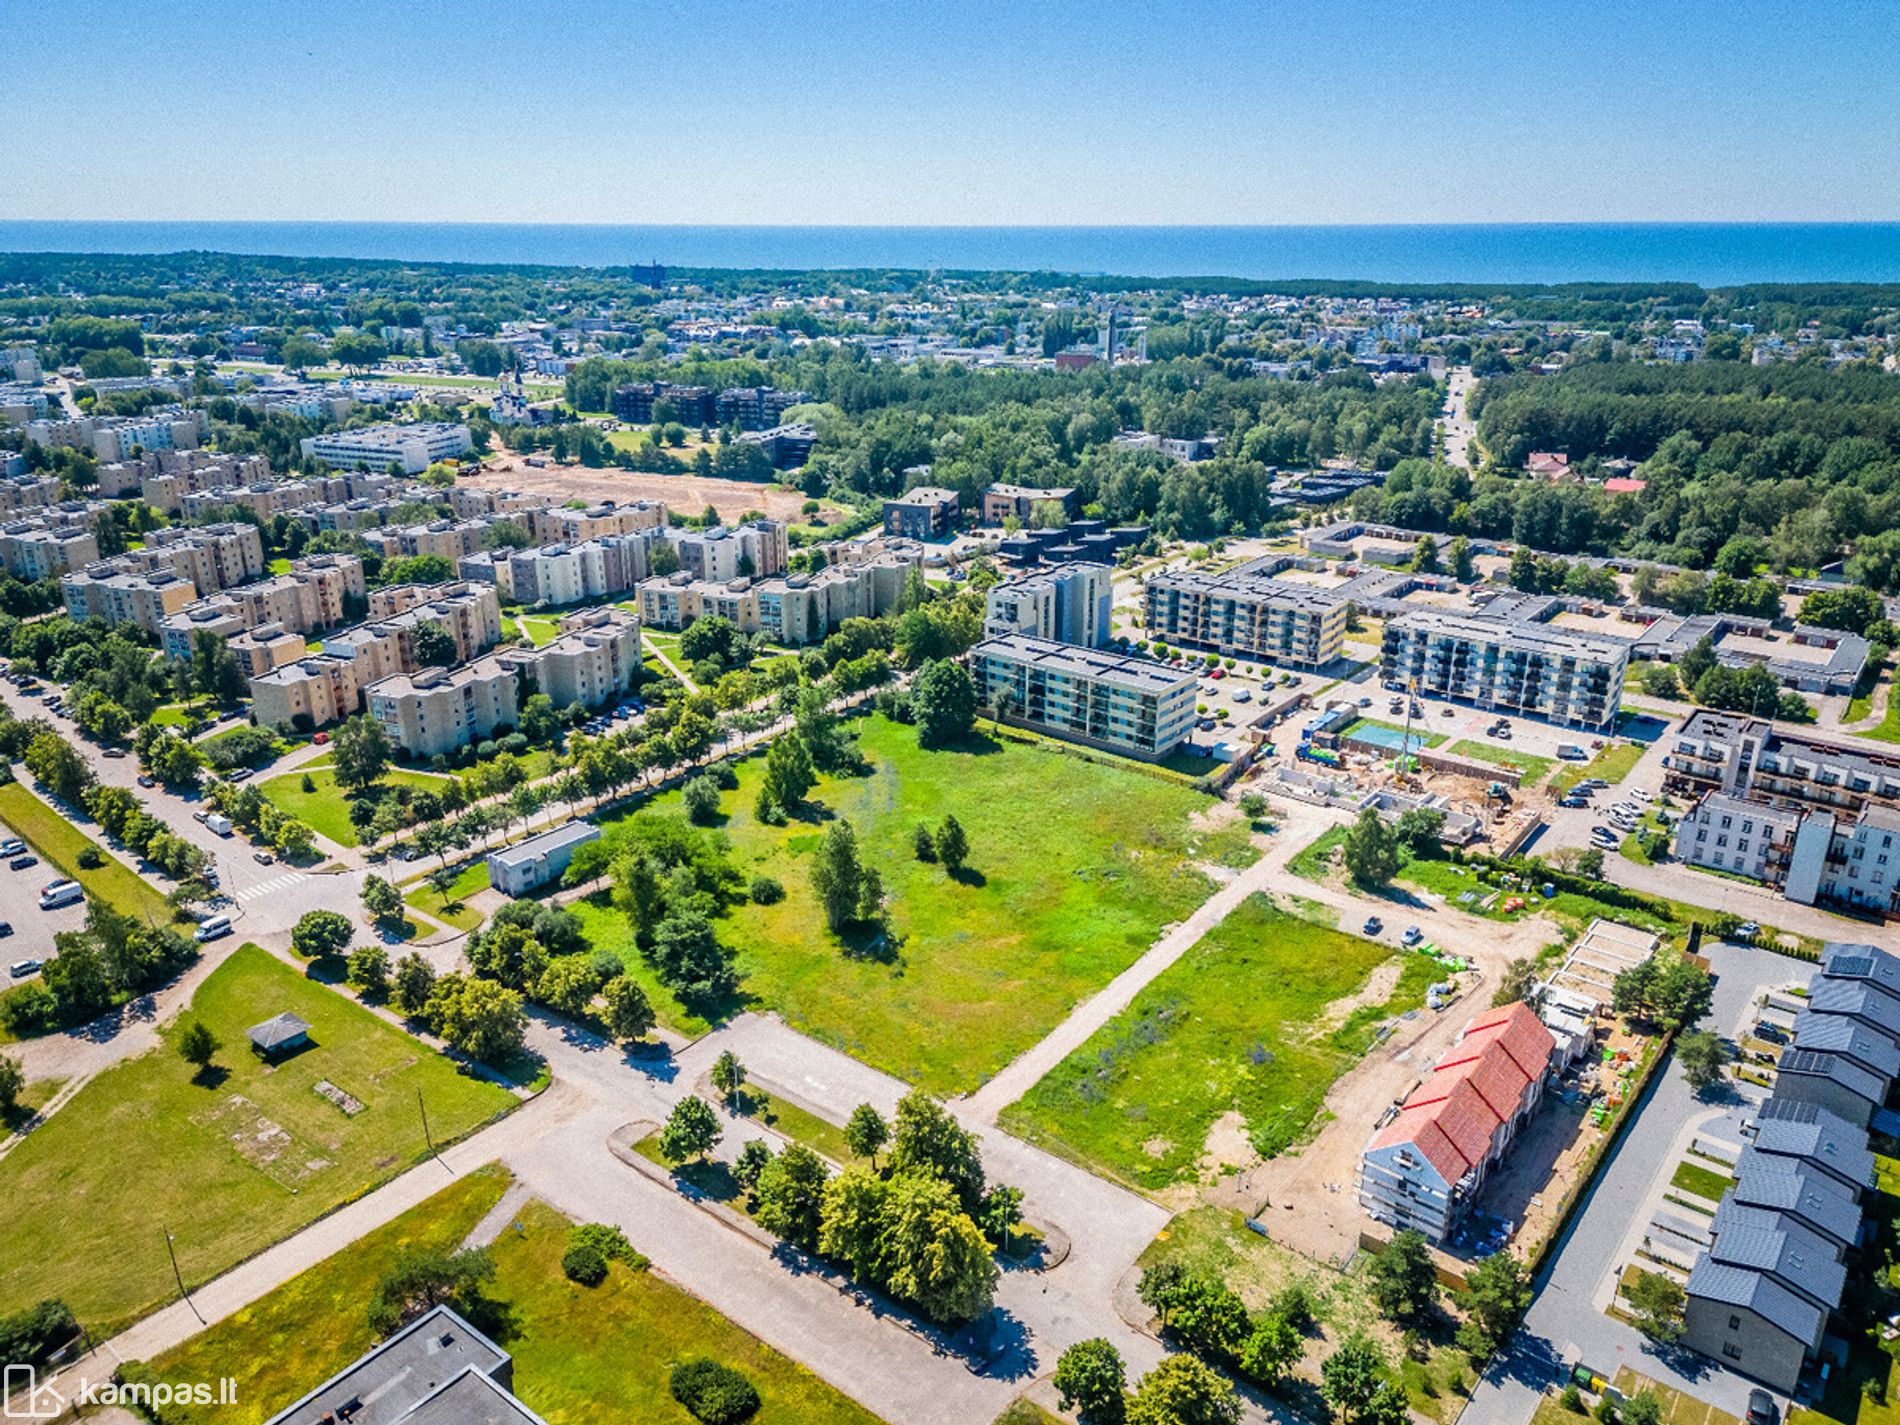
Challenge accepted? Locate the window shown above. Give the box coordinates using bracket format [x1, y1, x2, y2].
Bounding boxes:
[1729, 1315, 1742, 1331]
[1723, 1342, 1744, 1361]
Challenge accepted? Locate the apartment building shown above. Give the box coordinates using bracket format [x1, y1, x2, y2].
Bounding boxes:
[367, 658, 519, 757]
[1144, 566, 1348, 669]
[95, 448, 270, 505]
[499, 605, 640, 709]
[528, 500, 666, 545]
[363, 518, 493, 562]
[226, 623, 309, 677]
[662, 520, 790, 582]
[0, 474, 64, 516]
[178, 481, 322, 523]
[985, 562, 1113, 648]
[1, 522, 99, 579]
[1359, 1003, 1557, 1243]
[968, 634, 1197, 761]
[298, 421, 472, 473]
[715, 385, 808, 430]
[447, 485, 552, 522]
[982, 483, 1079, 525]
[59, 567, 197, 633]
[159, 552, 365, 660]
[1380, 609, 1629, 731]
[883, 485, 961, 539]
[1683, 943, 1894, 1392]
[142, 521, 268, 591]
[365, 581, 504, 663]
[639, 544, 920, 645]
[28, 408, 209, 461]
[737, 422, 816, 469]
[610, 380, 714, 425]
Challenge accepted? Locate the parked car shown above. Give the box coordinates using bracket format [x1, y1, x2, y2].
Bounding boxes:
[0, 838, 24, 857]
[0, 922, 13, 938]
[1630, 788, 1653, 802]
[136, 774, 157, 788]
[312, 731, 330, 744]
[227, 767, 253, 782]
[194, 915, 233, 944]
[191, 809, 211, 824]
[1401, 926, 1423, 946]
[1746, 1390, 1779, 1425]
[1233, 689, 1252, 703]
[102, 748, 127, 759]
[1363, 916, 1383, 935]
[1737, 920, 1761, 938]
[9, 854, 37, 870]
[253, 850, 275, 865]
[8, 957, 40, 978]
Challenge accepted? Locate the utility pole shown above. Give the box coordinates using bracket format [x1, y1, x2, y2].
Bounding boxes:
[419, 1087, 449, 1173]
[163, 1226, 204, 1324]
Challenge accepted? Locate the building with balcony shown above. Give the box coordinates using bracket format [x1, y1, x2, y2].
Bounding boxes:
[499, 605, 640, 709]
[367, 658, 519, 757]
[298, 421, 472, 473]
[1358, 1003, 1556, 1244]
[968, 634, 1196, 760]
[883, 485, 961, 539]
[1380, 609, 1628, 730]
[985, 562, 1112, 648]
[981, 483, 1079, 525]
[1144, 565, 1349, 669]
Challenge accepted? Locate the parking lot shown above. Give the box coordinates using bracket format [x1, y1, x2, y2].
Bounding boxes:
[0, 835, 89, 985]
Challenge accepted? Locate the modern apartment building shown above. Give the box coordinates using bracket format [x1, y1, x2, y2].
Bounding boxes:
[1359, 1003, 1556, 1243]
[610, 380, 714, 425]
[662, 520, 790, 582]
[985, 562, 1113, 647]
[638, 543, 921, 646]
[981, 482, 1079, 524]
[298, 422, 472, 473]
[1683, 942, 1893, 1392]
[883, 485, 961, 539]
[968, 634, 1196, 760]
[367, 658, 520, 757]
[499, 605, 640, 709]
[714, 385, 808, 430]
[1380, 609, 1629, 730]
[1144, 566, 1348, 669]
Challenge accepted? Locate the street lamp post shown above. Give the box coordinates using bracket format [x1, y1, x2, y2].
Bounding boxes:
[163, 1225, 204, 1324]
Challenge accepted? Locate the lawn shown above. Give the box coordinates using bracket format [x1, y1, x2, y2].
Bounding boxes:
[1866, 684, 1900, 746]
[1670, 1158, 1733, 1202]
[594, 715, 1256, 1094]
[1001, 895, 1431, 1188]
[1551, 741, 1646, 792]
[1447, 739, 1556, 786]
[0, 944, 516, 1331]
[1610, 1368, 1741, 1425]
[729, 1085, 866, 1168]
[516, 614, 561, 647]
[569, 891, 713, 1037]
[128, 1167, 513, 1424]
[492, 1199, 887, 1425]
[404, 858, 490, 932]
[260, 765, 452, 847]
[1288, 824, 1349, 882]
[0, 779, 173, 922]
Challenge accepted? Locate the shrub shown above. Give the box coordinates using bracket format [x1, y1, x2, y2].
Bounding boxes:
[76, 846, 103, 869]
[562, 1242, 609, 1286]
[748, 875, 784, 904]
[669, 1357, 761, 1425]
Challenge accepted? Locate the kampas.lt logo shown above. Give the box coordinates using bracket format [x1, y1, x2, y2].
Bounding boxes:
[3, 1365, 62, 1420]
[5, 1365, 236, 1416]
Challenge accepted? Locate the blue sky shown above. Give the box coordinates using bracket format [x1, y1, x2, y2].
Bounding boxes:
[7, 0, 1898, 224]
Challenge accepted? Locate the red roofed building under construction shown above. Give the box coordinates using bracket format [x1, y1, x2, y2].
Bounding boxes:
[1358, 1002, 1557, 1243]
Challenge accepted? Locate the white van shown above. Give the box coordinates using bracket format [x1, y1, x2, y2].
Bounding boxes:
[195, 915, 233, 943]
[39, 880, 83, 910]
[206, 814, 233, 837]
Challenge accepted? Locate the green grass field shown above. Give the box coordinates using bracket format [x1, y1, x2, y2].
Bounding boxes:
[1670, 1158, 1733, 1201]
[131, 1167, 512, 1424]
[1551, 740, 1647, 792]
[569, 892, 712, 1037]
[0, 944, 516, 1331]
[0, 780, 172, 922]
[1447, 739, 1556, 786]
[260, 766, 452, 847]
[403, 859, 490, 932]
[593, 715, 1255, 1094]
[1001, 895, 1431, 1188]
[729, 1086, 866, 1168]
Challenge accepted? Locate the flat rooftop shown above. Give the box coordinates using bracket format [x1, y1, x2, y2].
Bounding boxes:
[973, 634, 1193, 695]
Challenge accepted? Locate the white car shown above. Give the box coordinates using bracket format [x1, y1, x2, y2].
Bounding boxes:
[1630, 788, 1654, 803]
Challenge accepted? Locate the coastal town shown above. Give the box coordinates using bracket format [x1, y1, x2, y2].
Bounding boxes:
[0, 243, 1898, 1425]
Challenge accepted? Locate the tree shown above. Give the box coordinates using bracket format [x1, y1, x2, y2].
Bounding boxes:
[25, 731, 92, 805]
[428, 977, 526, 1062]
[1320, 1336, 1405, 1425]
[601, 975, 655, 1042]
[855, 864, 886, 923]
[1678, 634, 1719, 689]
[1621, 1391, 1664, 1425]
[659, 1095, 722, 1163]
[347, 944, 391, 999]
[1448, 535, 1475, 582]
[844, 1102, 889, 1166]
[683, 774, 722, 825]
[392, 952, 437, 1014]
[710, 1049, 746, 1100]
[935, 814, 969, 874]
[792, 685, 847, 769]
[291, 909, 354, 961]
[1392, 806, 1445, 857]
[410, 619, 458, 669]
[1410, 534, 1440, 574]
[1126, 1355, 1240, 1425]
[361, 874, 403, 925]
[1342, 808, 1401, 886]
[1625, 1268, 1685, 1342]
[1239, 1312, 1303, 1387]
[1457, 1251, 1532, 1359]
[982, 1182, 1024, 1254]
[177, 1019, 220, 1072]
[332, 714, 391, 795]
[679, 615, 739, 668]
[890, 1089, 985, 1214]
[733, 1138, 774, 1188]
[0, 1051, 22, 1114]
[1492, 958, 1538, 1007]
[670, 1357, 760, 1425]
[1367, 1229, 1438, 1325]
[1676, 1029, 1730, 1090]
[912, 658, 977, 747]
[1054, 1338, 1127, 1425]
[1638, 663, 1682, 699]
[367, 1245, 494, 1334]
[754, 1143, 828, 1251]
[911, 822, 936, 861]
[877, 1170, 998, 1323]
[535, 957, 602, 1018]
[810, 819, 864, 932]
[761, 734, 816, 811]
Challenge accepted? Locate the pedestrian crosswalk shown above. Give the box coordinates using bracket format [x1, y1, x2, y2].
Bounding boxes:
[233, 871, 308, 903]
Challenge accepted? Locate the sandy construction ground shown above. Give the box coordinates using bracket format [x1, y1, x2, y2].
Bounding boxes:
[463, 453, 810, 522]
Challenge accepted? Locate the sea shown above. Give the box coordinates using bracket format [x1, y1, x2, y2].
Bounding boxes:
[1, 221, 1897, 286]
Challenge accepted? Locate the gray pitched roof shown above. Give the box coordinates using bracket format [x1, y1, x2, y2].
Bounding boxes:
[1687, 1258, 1827, 1348]
[1751, 1104, 1876, 1193]
[1730, 1156, 1863, 1246]
[1776, 1047, 1887, 1106]
[246, 1012, 312, 1051]
[1820, 941, 1900, 997]
[1808, 978, 1900, 1042]
[1707, 1221, 1847, 1311]
[1792, 1008, 1900, 1082]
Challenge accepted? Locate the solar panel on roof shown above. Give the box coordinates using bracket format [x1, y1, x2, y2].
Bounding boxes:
[1831, 954, 1876, 978]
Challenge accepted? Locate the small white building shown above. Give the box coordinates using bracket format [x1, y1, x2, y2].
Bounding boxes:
[488, 820, 600, 897]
